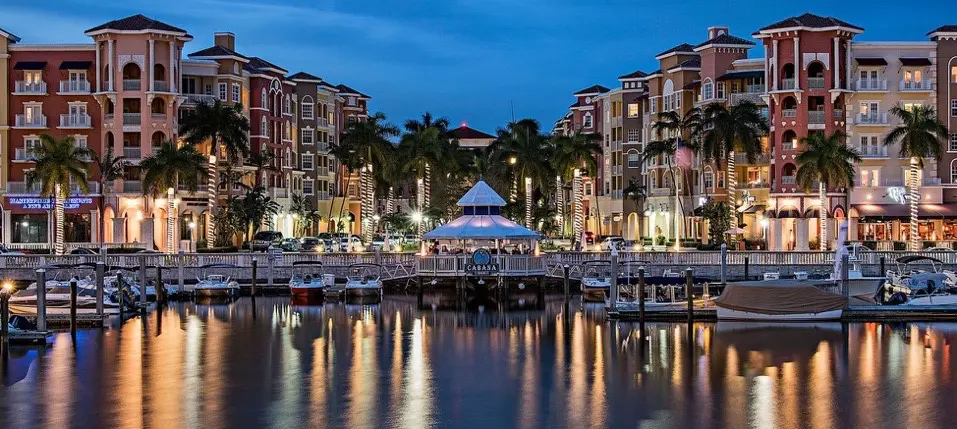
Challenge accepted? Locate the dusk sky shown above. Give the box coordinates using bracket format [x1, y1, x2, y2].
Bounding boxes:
[1, 0, 951, 133]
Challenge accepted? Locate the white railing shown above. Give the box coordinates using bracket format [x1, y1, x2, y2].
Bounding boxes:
[742, 181, 770, 189]
[271, 187, 290, 199]
[782, 109, 797, 118]
[122, 181, 142, 193]
[105, 113, 114, 122]
[123, 113, 141, 126]
[317, 166, 330, 176]
[122, 79, 141, 91]
[418, 255, 545, 276]
[881, 177, 942, 187]
[6, 181, 99, 194]
[123, 147, 142, 159]
[153, 81, 169, 92]
[59, 80, 91, 93]
[611, 165, 622, 175]
[859, 147, 888, 158]
[14, 148, 37, 161]
[833, 109, 844, 119]
[781, 176, 796, 185]
[734, 152, 770, 164]
[15, 114, 47, 128]
[316, 191, 331, 200]
[59, 114, 91, 128]
[15, 81, 47, 94]
[317, 117, 330, 128]
[856, 112, 888, 125]
[151, 113, 167, 121]
[808, 77, 825, 88]
[182, 94, 218, 107]
[316, 142, 329, 152]
[781, 78, 796, 90]
[808, 110, 825, 124]
[611, 140, 622, 150]
[854, 79, 887, 91]
[899, 79, 933, 91]
[730, 92, 762, 105]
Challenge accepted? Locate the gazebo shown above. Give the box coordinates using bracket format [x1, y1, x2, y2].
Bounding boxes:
[423, 180, 540, 252]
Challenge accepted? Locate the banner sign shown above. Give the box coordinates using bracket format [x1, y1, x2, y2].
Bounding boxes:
[466, 248, 499, 273]
[8, 197, 93, 210]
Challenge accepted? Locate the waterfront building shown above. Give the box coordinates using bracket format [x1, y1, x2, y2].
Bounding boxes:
[618, 69, 648, 241]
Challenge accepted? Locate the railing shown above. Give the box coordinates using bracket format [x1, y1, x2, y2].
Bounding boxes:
[182, 94, 218, 107]
[317, 117, 330, 128]
[15, 81, 47, 94]
[730, 92, 763, 105]
[611, 140, 622, 150]
[900, 79, 932, 91]
[122, 79, 141, 91]
[105, 113, 114, 122]
[316, 191, 331, 200]
[855, 112, 888, 125]
[123, 113, 141, 126]
[317, 166, 330, 176]
[854, 79, 887, 91]
[742, 181, 770, 189]
[781, 176, 796, 185]
[880, 177, 942, 186]
[59, 80, 90, 93]
[6, 181, 99, 194]
[271, 187, 290, 199]
[15, 114, 47, 128]
[611, 165, 622, 175]
[781, 78, 796, 90]
[808, 110, 825, 124]
[808, 77, 825, 89]
[782, 109, 797, 118]
[151, 113, 167, 121]
[418, 255, 545, 276]
[123, 147, 142, 159]
[122, 181, 142, 193]
[833, 109, 844, 119]
[651, 188, 672, 196]
[59, 114, 91, 128]
[316, 141, 329, 152]
[734, 152, 770, 164]
[859, 147, 888, 158]
[13, 148, 37, 162]
[153, 81, 169, 92]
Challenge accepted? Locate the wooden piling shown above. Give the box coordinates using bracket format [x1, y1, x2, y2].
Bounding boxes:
[117, 271, 124, 320]
[35, 269, 46, 332]
[138, 257, 147, 309]
[686, 267, 694, 323]
[95, 262, 105, 316]
[1, 293, 9, 339]
[156, 265, 165, 303]
[562, 264, 570, 302]
[879, 256, 885, 277]
[70, 278, 78, 332]
[416, 275, 423, 308]
[609, 253, 619, 311]
[841, 254, 850, 300]
[744, 256, 749, 280]
[720, 243, 727, 286]
[177, 250, 185, 292]
[638, 267, 646, 322]
[250, 260, 258, 298]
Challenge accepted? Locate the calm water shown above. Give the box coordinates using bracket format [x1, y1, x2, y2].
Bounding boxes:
[2, 295, 957, 429]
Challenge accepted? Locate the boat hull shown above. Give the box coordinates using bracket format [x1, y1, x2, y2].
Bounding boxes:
[194, 288, 241, 299]
[717, 307, 843, 321]
[344, 287, 382, 298]
[904, 295, 957, 306]
[290, 286, 325, 302]
[581, 286, 607, 302]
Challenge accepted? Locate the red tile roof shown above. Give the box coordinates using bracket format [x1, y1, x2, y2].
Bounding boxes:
[449, 126, 495, 140]
[86, 14, 187, 34]
[755, 13, 862, 33]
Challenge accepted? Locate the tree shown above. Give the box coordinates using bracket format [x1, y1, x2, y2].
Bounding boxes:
[623, 179, 647, 239]
[140, 140, 208, 253]
[326, 137, 362, 234]
[399, 112, 452, 218]
[552, 131, 602, 235]
[700, 101, 768, 214]
[290, 193, 321, 237]
[230, 186, 281, 243]
[884, 105, 949, 250]
[647, 109, 704, 243]
[795, 131, 860, 251]
[178, 99, 251, 246]
[700, 200, 733, 246]
[93, 146, 129, 246]
[245, 148, 278, 189]
[340, 112, 399, 240]
[489, 119, 555, 229]
[25, 134, 93, 255]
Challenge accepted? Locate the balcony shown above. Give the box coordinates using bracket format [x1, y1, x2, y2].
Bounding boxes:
[123, 113, 141, 126]
[122, 181, 142, 193]
[14, 81, 47, 95]
[882, 177, 942, 187]
[742, 181, 770, 189]
[14, 148, 37, 162]
[150, 113, 167, 121]
[270, 187, 290, 199]
[611, 140, 622, 151]
[105, 113, 114, 122]
[152, 81, 169, 92]
[14, 114, 47, 128]
[6, 181, 99, 195]
[781, 176, 796, 185]
[59, 80, 91, 94]
[182, 94, 218, 107]
[853, 79, 888, 92]
[316, 141, 329, 152]
[782, 109, 797, 118]
[123, 147, 142, 160]
[808, 77, 825, 89]
[59, 114, 91, 129]
[651, 188, 672, 196]
[808, 111, 826, 125]
[781, 78, 796, 90]
[611, 165, 622, 175]
[730, 92, 763, 105]
[122, 79, 141, 91]
[317, 166, 330, 177]
[316, 191, 331, 200]
[833, 109, 844, 119]
[859, 147, 888, 158]
[317, 117, 330, 128]
[734, 152, 770, 164]
[855, 113, 888, 126]
[899, 79, 933, 91]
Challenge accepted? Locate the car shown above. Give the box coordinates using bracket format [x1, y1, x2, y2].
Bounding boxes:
[600, 237, 627, 251]
[584, 231, 596, 245]
[280, 238, 301, 252]
[301, 237, 321, 252]
[69, 248, 97, 255]
[0, 244, 25, 255]
[251, 231, 283, 251]
[404, 234, 420, 245]
[339, 236, 364, 252]
[370, 235, 386, 250]
[322, 239, 335, 252]
[388, 234, 404, 245]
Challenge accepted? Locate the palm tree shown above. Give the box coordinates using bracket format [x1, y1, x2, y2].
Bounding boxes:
[884, 105, 949, 250]
[327, 139, 362, 234]
[647, 109, 703, 245]
[178, 100, 250, 247]
[245, 148, 278, 189]
[700, 101, 768, 213]
[490, 119, 555, 228]
[401, 112, 451, 215]
[795, 131, 860, 251]
[623, 179, 648, 240]
[552, 131, 602, 235]
[25, 134, 93, 255]
[140, 140, 208, 253]
[93, 146, 129, 247]
[340, 112, 399, 240]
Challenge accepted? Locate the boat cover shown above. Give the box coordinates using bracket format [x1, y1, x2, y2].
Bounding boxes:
[901, 273, 949, 291]
[715, 284, 847, 315]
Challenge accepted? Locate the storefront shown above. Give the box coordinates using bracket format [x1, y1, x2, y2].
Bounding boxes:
[851, 203, 957, 247]
[3, 196, 98, 245]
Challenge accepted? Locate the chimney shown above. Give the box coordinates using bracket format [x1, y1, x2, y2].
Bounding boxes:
[708, 26, 729, 39]
[214, 32, 235, 50]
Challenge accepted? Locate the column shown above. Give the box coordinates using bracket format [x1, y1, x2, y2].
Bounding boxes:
[107, 39, 114, 92]
[2, 210, 10, 244]
[796, 218, 810, 251]
[113, 217, 127, 244]
[849, 216, 859, 242]
[169, 43, 176, 93]
[764, 45, 770, 91]
[772, 219, 785, 251]
[793, 37, 800, 90]
[148, 39, 155, 91]
[91, 209, 100, 245]
[845, 41, 851, 88]
[833, 37, 840, 89]
[95, 41, 101, 93]
[772, 39, 780, 91]
[141, 217, 154, 250]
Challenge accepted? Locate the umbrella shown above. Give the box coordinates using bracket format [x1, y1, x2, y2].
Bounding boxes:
[724, 227, 745, 235]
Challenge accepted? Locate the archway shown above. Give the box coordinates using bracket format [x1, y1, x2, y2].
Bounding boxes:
[781, 63, 795, 88]
[122, 63, 141, 88]
[781, 130, 798, 150]
[150, 98, 165, 116]
[153, 64, 166, 84]
[151, 131, 165, 148]
[807, 61, 826, 88]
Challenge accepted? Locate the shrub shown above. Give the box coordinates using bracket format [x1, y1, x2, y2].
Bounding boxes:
[696, 243, 719, 251]
[197, 246, 238, 253]
[951, 241, 957, 251]
[744, 239, 767, 250]
[680, 239, 700, 248]
[809, 238, 820, 250]
[655, 235, 666, 246]
[642, 237, 653, 246]
[893, 241, 906, 251]
[861, 240, 877, 250]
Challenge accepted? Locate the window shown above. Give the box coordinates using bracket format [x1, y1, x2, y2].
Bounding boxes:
[260, 117, 268, 136]
[627, 152, 640, 168]
[73, 135, 88, 150]
[902, 102, 921, 112]
[859, 135, 882, 157]
[650, 98, 658, 113]
[68, 103, 87, 117]
[650, 172, 658, 188]
[702, 80, 713, 100]
[23, 103, 42, 123]
[583, 113, 593, 129]
[284, 95, 291, 114]
[284, 121, 291, 140]
[716, 82, 725, 99]
[903, 69, 923, 83]
[717, 171, 725, 188]
[627, 129, 640, 142]
[952, 99, 957, 117]
[23, 70, 41, 84]
[703, 168, 714, 189]
[302, 102, 314, 119]
[24, 136, 41, 151]
[303, 179, 314, 195]
[218, 83, 227, 101]
[261, 88, 268, 109]
[627, 103, 639, 118]
[181, 78, 195, 94]
[302, 128, 314, 145]
[301, 153, 314, 170]
[952, 134, 957, 152]
[204, 84, 212, 95]
[231, 84, 240, 103]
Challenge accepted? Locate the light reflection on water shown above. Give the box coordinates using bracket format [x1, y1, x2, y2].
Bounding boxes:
[1, 297, 957, 428]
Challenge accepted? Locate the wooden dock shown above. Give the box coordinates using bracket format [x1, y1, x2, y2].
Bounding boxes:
[608, 305, 957, 322]
[7, 331, 51, 345]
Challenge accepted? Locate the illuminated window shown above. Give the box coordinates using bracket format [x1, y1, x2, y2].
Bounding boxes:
[627, 103, 639, 118]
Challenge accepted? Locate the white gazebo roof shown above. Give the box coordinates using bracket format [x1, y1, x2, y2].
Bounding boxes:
[457, 180, 506, 207]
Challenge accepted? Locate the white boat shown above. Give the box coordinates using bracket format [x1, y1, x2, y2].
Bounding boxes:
[880, 255, 957, 306]
[715, 281, 846, 321]
[344, 263, 383, 299]
[289, 261, 327, 301]
[9, 278, 119, 314]
[580, 261, 612, 302]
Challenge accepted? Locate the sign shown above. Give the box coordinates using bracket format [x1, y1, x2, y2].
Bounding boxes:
[466, 248, 499, 273]
[887, 187, 918, 204]
[8, 197, 93, 210]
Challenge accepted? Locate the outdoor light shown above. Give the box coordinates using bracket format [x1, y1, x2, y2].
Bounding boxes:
[372, 215, 380, 222]
[411, 211, 423, 223]
[188, 221, 197, 229]
[509, 157, 517, 165]
[430, 279, 437, 286]
[292, 213, 299, 220]
[643, 210, 651, 216]
[759, 218, 769, 228]
[518, 282, 525, 290]
[21, 221, 28, 227]
[478, 279, 485, 285]
[2, 281, 13, 292]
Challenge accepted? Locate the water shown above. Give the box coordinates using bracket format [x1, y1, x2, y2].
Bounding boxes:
[2, 296, 957, 429]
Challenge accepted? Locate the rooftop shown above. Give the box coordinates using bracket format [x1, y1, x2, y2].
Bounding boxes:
[85, 14, 188, 35]
[288, 71, 323, 83]
[449, 125, 495, 140]
[618, 70, 647, 80]
[245, 56, 287, 74]
[188, 45, 248, 61]
[655, 43, 696, 59]
[694, 33, 755, 50]
[754, 13, 863, 34]
[573, 84, 610, 96]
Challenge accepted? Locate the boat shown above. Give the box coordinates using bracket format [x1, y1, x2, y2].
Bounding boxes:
[580, 260, 612, 302]
[612, 262, 715, 310]
[343, 263, 383, 299]
[879, 255, 957, 306]
[820, 238, 886, 305]
[194, 264, 241, 299]
[715, 281, 846, 321]
[9, 276, 126, 314]
[289, 261, 328, 302]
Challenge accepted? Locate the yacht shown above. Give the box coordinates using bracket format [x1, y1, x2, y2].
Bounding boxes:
[580, 260, 612, 302]
[289, 261, 327, 301]
[194, 264, 242, 299]
[879, 255, 957, 306]
[343, 263, 383, 299]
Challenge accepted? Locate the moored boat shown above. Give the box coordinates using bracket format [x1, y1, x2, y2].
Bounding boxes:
[344, 263, 383, 300]
[194, 264, 241, 299]
[580, 260, 612, 302]
[289, 261, 327, 302]
[715, 281, 846, 321]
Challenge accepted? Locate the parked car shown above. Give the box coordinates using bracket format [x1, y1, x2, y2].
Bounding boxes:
[301, 237, 321, 252]
[280, 238, 301, 252]
[69, 248, 97, 255]
[370, 235, 386, 251]
[339, 236, 364, 252]
[251, 231, 284, 251]
[404, 234, 420, 245]
[584, 231, 595, 245]
[600, 236, 626, 251]
[322, 239, 335, 253]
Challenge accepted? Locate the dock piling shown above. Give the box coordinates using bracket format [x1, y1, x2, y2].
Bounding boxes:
[177, 250, 185, 292]
[638, 267, 646, 322]
[36, 269, 46, 332]
[156, 265, 165, 303]
[609, 253, 619, 312]
[416, 275, 423, 308]
[562, 264, 570, 302]
[139, 257, 147, 309]
[267, 253, 275, 288]
[744, 256, 749, 280]
[686, 267, 694, 323]
[95, 262, 105, 316]
[879, 256, 885, 277]
[720, 243, 727, 286]
[117, 272, 124, 320]
[1, 290, 9, 339]
[841, 254, 850, 299]
[250, 260, 258, 298]
[70, 278, 78, 332]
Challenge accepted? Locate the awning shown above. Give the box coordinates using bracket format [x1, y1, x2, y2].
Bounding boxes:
[855, 58, 888, 66]
[853, 203, 957, 220]
[13, 61, 46, 70]
[776, 207, 800, 218]
[59, 61, 92, 70]
[900, 58, 932, 66]
[716, 70, 764, 81]
[738, 204, 766, 214]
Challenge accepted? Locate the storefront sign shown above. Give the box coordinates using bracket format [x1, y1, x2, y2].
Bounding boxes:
[466, 248, 499, 273]
[8, 197, 93, 210]
[887, 187, 918, 204]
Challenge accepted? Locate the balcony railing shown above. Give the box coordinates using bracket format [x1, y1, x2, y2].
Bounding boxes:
[853, 79, 887, 91]
[15, 114, 47, 128]
[730, 92, 763, 105]
[105, 113, 114, 122]
[14, 148, 37, 161]
[808, 77, 825, 89]
[123, 147, 142, 159]
[782, 109, 797, 118]
[611, 140, 622, 151]
[59, 114, 91, 128]
[899, 79, 932, 91]
[151, 113, 167, 121]
[182, 94, 218, 107]
[881, 177, 942, 187]
[859, 147, 888, 158]
[153, 81, 169, 92]
[59, 80, 91, 94]
[270, 187, 290, 199]
[122, 79, 141, 91]
[781, 78, 796, 90]
[317, 166, 330, 177]
[611, 165, 622, 175]
[123, 113, 141, 126]
[316, 117, 330, 128]
[855, 112, 888, 125]
[15, 81, 47, 94]
[808, 111, 826, 124]
[122, 181, 142, 193]
[781, 176, 796, 185]
[833, 109, 844, 119]
[316, 191, 331, 200]
[734, 152, 770, 164]
[316, 142, 329, 152]
[6, 181, 100, 195]
[742, 181, 770, 189]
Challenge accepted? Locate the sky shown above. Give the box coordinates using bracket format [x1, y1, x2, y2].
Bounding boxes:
[1, 0, 952, 134]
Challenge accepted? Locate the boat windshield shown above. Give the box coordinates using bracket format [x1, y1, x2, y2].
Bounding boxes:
[207, 275, 225, 283]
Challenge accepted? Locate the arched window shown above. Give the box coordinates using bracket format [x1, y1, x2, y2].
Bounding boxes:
[582, 112, 593, 129]
[781, 130, 798, 150]
[284, 95, 291, 115]
[233, 63, 239, 75]
[285, 121, 291, 140]
[627, 151, 640, 168]
[301, 95, 314, 119]
[662, 79, 679, 111]
[702, 78, 713, 101]
[950, 159, 957, 183]
[261, 88, 268, 109]
[261, 117, 268, 136]
[703, 166, 715, 190]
